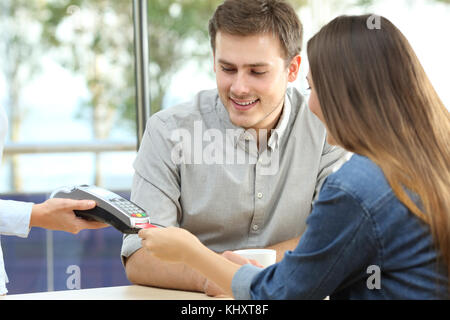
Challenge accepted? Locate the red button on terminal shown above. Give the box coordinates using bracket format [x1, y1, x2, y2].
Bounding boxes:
[136, 223, 158, 229]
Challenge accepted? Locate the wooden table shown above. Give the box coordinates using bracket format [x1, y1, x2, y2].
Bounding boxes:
[0, 285, 232, 300]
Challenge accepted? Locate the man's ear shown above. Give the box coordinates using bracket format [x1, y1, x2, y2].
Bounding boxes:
[213, 51, 216, 73]
[287, 55, 301, 82]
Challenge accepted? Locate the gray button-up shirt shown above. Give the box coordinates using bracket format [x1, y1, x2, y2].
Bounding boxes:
[121, 88, 349, 261]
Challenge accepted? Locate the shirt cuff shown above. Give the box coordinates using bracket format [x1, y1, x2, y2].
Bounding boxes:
[0, 200, 33, 237]
[231, 264, 263, 300]
[120, 233, 143, 266]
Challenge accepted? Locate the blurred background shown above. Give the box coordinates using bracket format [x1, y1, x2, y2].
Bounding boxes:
[0, 0, 449, 294]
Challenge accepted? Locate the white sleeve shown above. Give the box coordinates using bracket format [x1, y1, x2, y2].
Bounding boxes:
[0, 106, 33, 237]
[0, 199, 33, 237]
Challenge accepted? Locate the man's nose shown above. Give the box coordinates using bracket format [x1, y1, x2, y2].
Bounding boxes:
[230, 72, 250, 97]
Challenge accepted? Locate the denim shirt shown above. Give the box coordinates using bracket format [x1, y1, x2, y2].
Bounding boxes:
[232, 154, 448, 299]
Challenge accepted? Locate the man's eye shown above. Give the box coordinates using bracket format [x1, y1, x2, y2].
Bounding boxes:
[221, 66, 235, 73]
[252, 71, 267, 75]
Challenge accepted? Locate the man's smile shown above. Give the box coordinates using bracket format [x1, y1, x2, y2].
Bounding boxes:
[230, 97, 260, 111]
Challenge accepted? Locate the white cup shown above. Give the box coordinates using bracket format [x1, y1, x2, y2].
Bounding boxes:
[233, 249, 276, 268]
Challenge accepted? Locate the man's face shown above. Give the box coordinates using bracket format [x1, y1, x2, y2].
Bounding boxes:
[214, 31, 300, 131]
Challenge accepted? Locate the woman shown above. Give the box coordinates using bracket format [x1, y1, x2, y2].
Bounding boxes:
[0, 106, 108, 295]
[138, 15, 450, 299]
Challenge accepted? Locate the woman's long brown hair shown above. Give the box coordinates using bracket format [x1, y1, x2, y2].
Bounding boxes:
[307, 15, 450, 282]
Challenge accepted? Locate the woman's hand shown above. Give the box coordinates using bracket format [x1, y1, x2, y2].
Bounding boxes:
[138, 226, 203, 264]
[138, 227, 246, 298]
[30, 198, 109, 234]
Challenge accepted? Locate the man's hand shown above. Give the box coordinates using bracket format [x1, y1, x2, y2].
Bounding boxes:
[222, 251, 265, 268]
[203, 250, 264, 297]
[203, 277, 227, 297]
[30, 198, 109, 234]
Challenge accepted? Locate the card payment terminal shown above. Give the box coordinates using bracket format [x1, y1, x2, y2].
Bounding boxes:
[50, 185, 161, 234]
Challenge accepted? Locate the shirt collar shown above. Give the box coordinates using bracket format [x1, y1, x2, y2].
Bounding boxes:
[268, 95, 291, 149]
[215, 93, 292, 150]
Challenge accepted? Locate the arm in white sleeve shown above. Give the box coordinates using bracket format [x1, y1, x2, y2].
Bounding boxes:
[0, 199, 33, 237]
[0, 106, 33, 238]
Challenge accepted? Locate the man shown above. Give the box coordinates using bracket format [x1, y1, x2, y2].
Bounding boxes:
[122, 0, 349, 296]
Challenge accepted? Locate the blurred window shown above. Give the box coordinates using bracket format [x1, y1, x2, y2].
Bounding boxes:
[0, 0, 137, 194]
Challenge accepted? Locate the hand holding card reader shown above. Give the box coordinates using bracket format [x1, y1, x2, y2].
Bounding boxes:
[50, 185, 162, 234]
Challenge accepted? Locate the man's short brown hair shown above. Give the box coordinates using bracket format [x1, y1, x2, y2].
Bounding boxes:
[208, 0, 303, 64]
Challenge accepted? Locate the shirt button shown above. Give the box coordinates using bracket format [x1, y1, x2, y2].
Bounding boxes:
[257, 192, 263, 199]
[252, 224, 259, 231]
